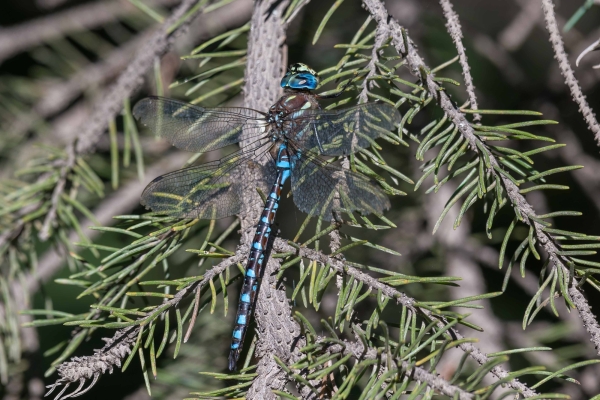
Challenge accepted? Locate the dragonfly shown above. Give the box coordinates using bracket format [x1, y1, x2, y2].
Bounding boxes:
[133, 63, 401, 371]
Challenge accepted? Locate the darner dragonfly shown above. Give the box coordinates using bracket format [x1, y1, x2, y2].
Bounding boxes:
[133, 63, 401, 370]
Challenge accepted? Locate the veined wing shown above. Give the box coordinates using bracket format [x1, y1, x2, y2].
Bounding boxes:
[133, 96, 269, 153]
[141, 141, 276, 219]
[285, 102, 400, 156]
[288, 145, 390, 219]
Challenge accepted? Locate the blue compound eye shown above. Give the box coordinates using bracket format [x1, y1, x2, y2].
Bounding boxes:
[281, 72, 318, 90]
[281, 63, 319, 90]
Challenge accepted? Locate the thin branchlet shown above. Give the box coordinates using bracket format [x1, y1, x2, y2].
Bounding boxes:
[439, 0, 481, 123]
[541, 0, 600, 146]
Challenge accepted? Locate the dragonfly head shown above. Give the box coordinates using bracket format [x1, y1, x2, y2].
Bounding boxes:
[280, 63, 319, 91]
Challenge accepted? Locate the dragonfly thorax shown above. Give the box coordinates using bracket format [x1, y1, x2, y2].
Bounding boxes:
[267, 92, 320, 135]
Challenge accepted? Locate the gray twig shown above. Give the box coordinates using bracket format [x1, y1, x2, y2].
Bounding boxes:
[274, 239, 417, 311]
[541, 0, 600, 146]
[1, 152, 188, 370]
[34, 33, 150, 118]
[439, 0, 481, 123]
[74, 0, 201, 156]
[358, 22, 387, 104]
[30, 152, 190, 293]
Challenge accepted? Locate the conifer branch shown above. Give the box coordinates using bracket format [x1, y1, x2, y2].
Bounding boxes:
[12, 152, 190, 307]
[365, 0, 600, 362]
[272, 237, 537, 397]
[73, 0, 203, 156]
[248, 257, 303, 399]
[36, 0, 206, 241]
[540, 0, 600, 146]
[46, 327, 140, 400]
[274, 239, 415, 310]
[46, 253, 244, 398]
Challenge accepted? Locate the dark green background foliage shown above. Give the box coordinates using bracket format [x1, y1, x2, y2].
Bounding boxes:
[1, 0, 600, 399]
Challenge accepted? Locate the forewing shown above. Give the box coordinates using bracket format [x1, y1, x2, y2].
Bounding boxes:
[133, 96, 268, 153]
[141, 142, 275, 219]
[289, 147, 390, 220]
[285, 102, 400, 156]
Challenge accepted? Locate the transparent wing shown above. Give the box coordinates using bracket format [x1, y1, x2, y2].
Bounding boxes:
[284, 102, 400, 156]
[288, 145, 390, 219]
[133, 96, 269, 153]
[141, 141, 275, 219]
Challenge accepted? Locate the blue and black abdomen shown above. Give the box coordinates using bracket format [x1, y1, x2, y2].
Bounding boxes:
[228, 146, 291, 371]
